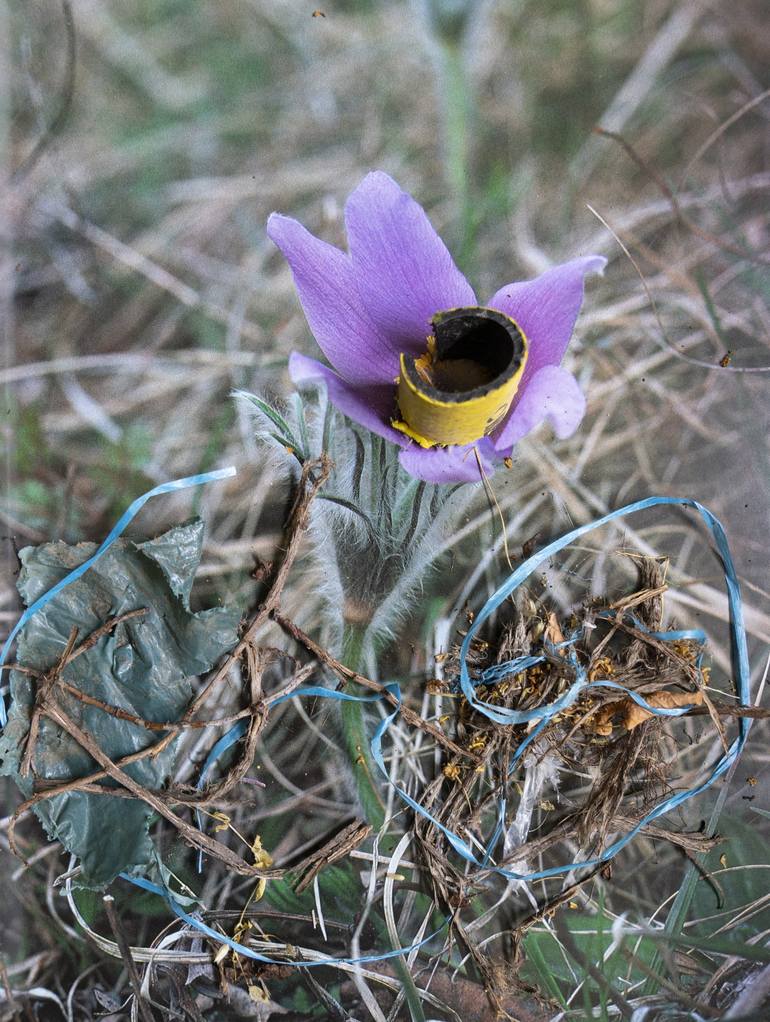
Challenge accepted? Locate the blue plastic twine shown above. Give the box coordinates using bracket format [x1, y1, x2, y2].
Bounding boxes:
[176, 494, 753, 967]
[118, 870, 447, 968]
[10, 487, 747, 967]
[449, 494, 752, 879]
[0, 466, 237, 727]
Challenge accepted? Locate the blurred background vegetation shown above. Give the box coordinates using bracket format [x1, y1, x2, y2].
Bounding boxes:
[1, 0, 769, 1018]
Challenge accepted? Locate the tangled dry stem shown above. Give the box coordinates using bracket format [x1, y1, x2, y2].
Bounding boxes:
[9, 457, 332, 880]
[7, 464, 763, 1021]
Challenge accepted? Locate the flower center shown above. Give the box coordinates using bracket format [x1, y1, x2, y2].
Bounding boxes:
[392, 306, 528, 448]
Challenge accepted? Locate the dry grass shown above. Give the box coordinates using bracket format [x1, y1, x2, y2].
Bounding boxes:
[1, 0, 769, 1018]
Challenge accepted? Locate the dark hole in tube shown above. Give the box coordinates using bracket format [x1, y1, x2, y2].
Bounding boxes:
[429, 309, 518, 394]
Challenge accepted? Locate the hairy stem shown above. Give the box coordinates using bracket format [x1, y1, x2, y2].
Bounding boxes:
[340, 623, 387, 835]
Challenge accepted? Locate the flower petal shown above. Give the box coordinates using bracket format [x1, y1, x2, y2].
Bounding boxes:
[493, 365, 586, 454]
[345, 172, 477, 354]
[289, 352, 407, 446]
[398, 437, 497, 484]
[267, 213, 398, 386]
[487, 256, 606, 385]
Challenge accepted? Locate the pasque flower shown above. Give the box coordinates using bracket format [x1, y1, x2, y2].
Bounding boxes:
[268, 172, 605, 484]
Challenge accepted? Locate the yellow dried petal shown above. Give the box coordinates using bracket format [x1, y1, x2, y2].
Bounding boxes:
[544, 612, 565, 645]
[213, 943, 231, 965]
[212, 811, 230, 833]
[623, 690, 703, 731]
[251, 834, 274, 870]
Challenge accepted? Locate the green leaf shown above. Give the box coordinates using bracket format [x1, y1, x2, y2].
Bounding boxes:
[0, 519, 240, 886]
[688, 816, 770, 941]
[318, 493, 376, 541]
[521, 911, 657, 999]
[264, 863, 363, 920]
[642, 928, 770, 963]
[71, 887, 102, 927]
[235, 390, 306, 461]
[289, 392, 311, 459]
[522, 931, 568, 1008]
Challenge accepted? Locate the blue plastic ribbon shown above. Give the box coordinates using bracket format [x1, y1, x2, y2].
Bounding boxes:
[32, 491, 743, 970]
[0, 466, 237, 727]
[193, 686, 392, 873]
[449, 494, 751, 879]
[596, 608, 707, 645]
[184, 493, 752, 965]
[119, 870, 447, 967]
[458, 495, 749, 738]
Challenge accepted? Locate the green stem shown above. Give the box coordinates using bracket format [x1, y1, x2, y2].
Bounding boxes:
[340, 623, 387, 835]
[435, 38, 474, 263]
[340, 624, 425, 1022]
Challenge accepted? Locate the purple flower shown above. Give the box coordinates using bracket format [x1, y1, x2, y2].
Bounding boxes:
[267, 172, 605, 484]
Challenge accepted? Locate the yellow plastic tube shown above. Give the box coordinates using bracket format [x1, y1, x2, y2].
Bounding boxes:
[392, 306, 528, 448]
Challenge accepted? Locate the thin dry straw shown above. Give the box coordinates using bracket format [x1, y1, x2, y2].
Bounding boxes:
[180, 495, 750, 965]
[2, 480, 750, 967]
